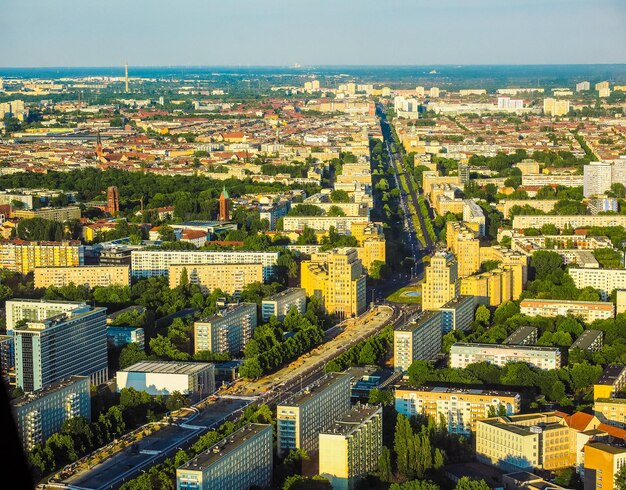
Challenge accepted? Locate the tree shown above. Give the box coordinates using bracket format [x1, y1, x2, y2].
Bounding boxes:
[616, 464, 626, 490]
[369, 389, 394, 406]
[179, 267, 189, 287]
[166, 391, 187, 412]
[493, 301, 520, 324]
[240, 357, 263, 380]
[407, 361, 432, 386]
[454, 477, 491, 490]
[368, 260, 390, 280]
[327, 205, 346, 217]
[118, 344, 148, 369]
[378, 446, 393, 483]
[475, 304, 491, 325]
[531, 251, 563, 280]
[394, 414, 412, 478]
[330, 190, 350, 203]
[158, 225, 177, 241]
[390, 482, 439, 490]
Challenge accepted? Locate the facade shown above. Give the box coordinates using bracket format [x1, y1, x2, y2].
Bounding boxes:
[6, 298, 87, 332]
[520, 299, 615, 323]
[594, 397, 626, 428]
[283, 216, 368, 235]
[168, 263, 263, 295]
[460, 266, 519, 306]
[277, 373, 352, 457]
[117, 361, 215, 397]
[439, 295, 475, 333]
[393, 310, 442, 371]
[107, 326, 145, 350]
[450, 343, 561, 370]
[34, 265, 130, 289]
[13, 305, 108, 391]
[395, 386, 521, 435]
[513, 214, 626, 230]
[218, 187, 230, 222]
[194, 303, 258, 355]
[543, 98, 570, 116]
[569, 268, 626, 300]
[300, 248, 367, 319]
[319, 405, 383, 490]
[584, 162, 613, 198]
[107, 186, 119, 216]
[131, 250, 279, 279]
[446, 222, 480, 278]
[583, 442, 626, 490]
[594, 365, 626, 401]
[12, 206, 81, 222]
[503, 326, 538, 346]
[0, 335, 14, 375]
[463, 200, 486, 236]
[421, 251, 460, 310]
[570, 330, 604, 352]
[176, 424, 272, 490]
[0, 240, 84, 274]
[261, 287, 307, 322]
[12, 376, 90, 450]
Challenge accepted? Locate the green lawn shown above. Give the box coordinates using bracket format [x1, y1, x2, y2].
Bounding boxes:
[387, 285, 422, 304]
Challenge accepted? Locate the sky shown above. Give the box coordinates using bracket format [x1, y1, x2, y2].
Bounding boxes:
[1, 0, 625, 67]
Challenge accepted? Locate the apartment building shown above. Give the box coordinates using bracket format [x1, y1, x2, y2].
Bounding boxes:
[520, 299, 615, 323]
[0, 240, 84, 274]
[277, 373, 352, 457]
[300, 248, 366, 319]
[168, 263, 263, 295]
[194, 303, 257, 355]
[0, 335, 14, 376]
[477, 413, 582, 472]
[34, 265, 130, 289]
[446, 222, 480, 278]
[116, 361, 215, 398]
[393, 310, 442, 371]
[14, 305, 108, 391]
[594, 365, 626, 401]
[261, 287, 306, 322]
[521, 173, 582, 187]
[584, 162, 613, 197]
[543, 98, 570, 116]
[463, 200, 486, 236]
[450, 343, 561, 370]
[583, 442, 626, 490]
[5, 298, 87, 332]
[12, 376, 90, 450]
[176, 424, 272, 490]
[12, 206, 81, 222]
[513, 215, 626, 230]
[439, 295, 475, 333]
[356, 236, 386, 272]
[421, 251, 460, 310]
[107, 326, 145, 350]
[282, 216, 368, 235]
[503, 326, 538, 346]
[570, 330, 604, 353]
[395, 386, 520, 435]
[131, 250, 278, 279]
[319, 404, 383, 490]
[460, 266, 520, 306]
[569, 268, 626, 300]
[480, 246, 529, 296]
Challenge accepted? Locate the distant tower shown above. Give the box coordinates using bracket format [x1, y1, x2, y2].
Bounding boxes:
[124, 63, 129, 93]
[219, 186, 230, 222]
[107, 186, 120, 217]
[95, 131, 103, 159]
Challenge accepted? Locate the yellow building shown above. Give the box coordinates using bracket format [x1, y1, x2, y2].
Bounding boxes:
[357, 238, 386, 272]
[12, 206, 81, 222]
[351, 222, 384, 245]
[480, 245, 528, 298]
[300, 248, 366, 319]
[421, 251, 460, 310]
[422, 171, 462, 198]
[583, 442, 626, 490]
[34, 266, 130, 289]
[395, 386, 521, 435]
[446, 222, 480, 278]
[593, 365, 626, 401]
[168, 263, 263, 295]
[543, 98, 570, 116]
[319, 405, 382, 490]
[0, 240, 83, 274]
[460, 266, 520, 306]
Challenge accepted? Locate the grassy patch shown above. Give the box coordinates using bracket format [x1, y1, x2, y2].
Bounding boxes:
[387, 285, 422, 304]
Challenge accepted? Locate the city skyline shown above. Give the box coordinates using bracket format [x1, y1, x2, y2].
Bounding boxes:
[0, 0, 624, 67]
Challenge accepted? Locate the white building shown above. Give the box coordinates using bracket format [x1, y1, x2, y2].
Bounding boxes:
[194, 303, 258, 355]
[394, 310, 442, 371]
[450, 343, 561, 370]
[584, 162, 613, 197]
[5, 299, 87, 332]
[520, 299, 615, 323]
[569, 268, 626, 300]
[116, 361, 215, 397]
[261, 287, 307, 322]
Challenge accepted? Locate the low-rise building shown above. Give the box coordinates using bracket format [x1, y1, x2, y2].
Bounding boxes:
[261, 287, 307, 322]
[503, 326, 538, 346]
[168, 263, 264, 295]
[394, 310, 442, 371]
[176, 424, 272, 490]
[34, 265, 130, 288]
[570, 330, 604, 353]
[194, 303, 258, 355]
[106, 326, 145, 350]
[520, 299, 615, 323]
[594, 365, 626, 401]
[450, 343, 561, 370]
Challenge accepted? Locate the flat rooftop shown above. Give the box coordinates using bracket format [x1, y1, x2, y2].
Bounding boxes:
[570, 329, 603, 350]
[12, 376, 88, 408]
[586, 441, 626, 455]
[279, 373, 350, 407]
[320, 404, 381, 437]
[179, 424, 270, 471]
[440, 295, 474, 310]
[120, 361, 213, 375]
[15, 306, 105, 332]
[395, 385, 520, 398]
[7, 298, 86, 306]
[263, 287, 305, 301]
[503, 326, 537, 345]
[395, 309, 440, 332]
[520, 298, 613, 308]
[597, 364, 626, 386]
[451, 342, 560, 353]
[196, 302, 256, 324]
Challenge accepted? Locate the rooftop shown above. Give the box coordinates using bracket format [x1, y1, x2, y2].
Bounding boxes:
[12, 376, 88, 408]
[586, 441, 626, 455]
[503, 326, 538, 345]
[440, 295, 474, 310]
[596, 364, 626, 386]
[570, 329, 603, 350]
[395, 309, 440, 332]
[179, 424, 270, 471]
[279, 372, 351, 407]
[196, 302, 256, 324]
[451, 342, 560, 353]
[263, 287, 305, 302]
[119, 361, 213, 376]
[395, 385, 520, 398]
[320, 404, 381, 437]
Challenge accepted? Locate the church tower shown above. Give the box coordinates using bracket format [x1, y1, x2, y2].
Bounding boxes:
[219, 186, 230, 221]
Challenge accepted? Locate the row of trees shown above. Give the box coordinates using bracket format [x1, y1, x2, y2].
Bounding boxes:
[325, 326, 393, 372]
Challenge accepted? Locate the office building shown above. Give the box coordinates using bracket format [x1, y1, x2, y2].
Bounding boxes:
[395, 386, 520, 435]
[14, 305, 107, 391]
[393, 310, 442, 371]
[277, 372, 351, 457]
[543, 98, 570, 116]
[0, 240, 84, 274]
[12, 206, 81, 222]
[503, 326, 538, 346]
[131, 250, 278, 279]
[300, 248, 366, 319]
[116, 361, 215, 397]
[176, 424, 272, 490]
[34, 265, 130, 289]
[439, 295, 475, 333]
[421, 251, 460, 310]
[168, 263, 264, 295]
[12, 376, 90, 450]
[584, 162, 613, 197]
[194, 303, 258, 355]
[520, 299, 615, 323]
[569, 268, 626, 300]
[583, 442, 626, 490]
[319, 404, 383, 490]
[107, 326, 145, 350]
[594, 365, 626, 401]
[261, 287, 307, 322]
[450, 343, 561, 370]
[6, 299, 87, 332]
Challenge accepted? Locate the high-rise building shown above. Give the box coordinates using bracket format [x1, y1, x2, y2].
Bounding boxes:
[393, 310, 442, 371]
[446, 222, 480, 277]
[261, 287, 307, 322]
[458, 162, 470, 184]
[194, 303, 257, 355]
[543, 98, 570, 116]
[14, 305, 108, 391]
[0, 240, 84, 274]
[218, 186, 230, 221]
[576, 81, 590, 92]
[450, 342, 561, 370]
[5, 299, 87, 332]
[439, 295, 475, 333]
[34, 265, 130, 289]
[300, 248, 366, 319]
[421, 251, 460, 310]
[124, 63, 129, 93]
[107, 186, 120, 216]
[12, 376, 90, 450]
[595, 81, 610, 91]
[277, 372, 352, 457]
[319, 404, 383, 490]
[168, 263, 263, 295]
[395, 386, 520, 435]
[584, 162, 613, 197]
[0, 335, 14, 376]
[176, 424, 272, 490]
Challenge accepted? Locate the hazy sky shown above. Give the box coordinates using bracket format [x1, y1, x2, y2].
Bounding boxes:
[1, 0, 625, 67]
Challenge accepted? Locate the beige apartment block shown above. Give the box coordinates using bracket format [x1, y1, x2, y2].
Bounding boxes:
[168, 263, 263, 295]
[34, 265, 130, 289]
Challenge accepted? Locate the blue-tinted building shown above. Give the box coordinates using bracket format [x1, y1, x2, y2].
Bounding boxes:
[107, 326, 145, 350]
